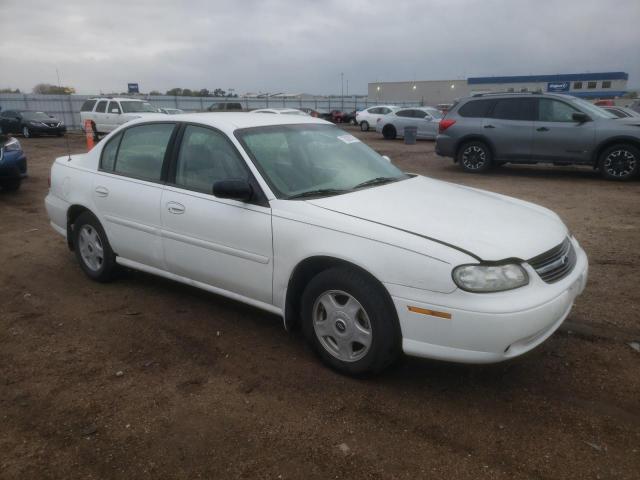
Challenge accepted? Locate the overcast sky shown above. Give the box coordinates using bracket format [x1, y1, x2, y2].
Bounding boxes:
[1, 0, 639, 95]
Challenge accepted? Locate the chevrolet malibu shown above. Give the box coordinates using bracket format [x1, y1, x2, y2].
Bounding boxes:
[45, 114, 588, 375]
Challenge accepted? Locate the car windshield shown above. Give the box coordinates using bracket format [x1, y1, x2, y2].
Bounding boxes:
[236, 124, 408, 199]
[569, 97, 617, 119]
[22, 111, 51, 120]
[120, 101, 157, 113]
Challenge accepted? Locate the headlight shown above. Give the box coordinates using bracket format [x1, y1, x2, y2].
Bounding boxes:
[452, 263, 529, 293]
[3, 137, 21, 151]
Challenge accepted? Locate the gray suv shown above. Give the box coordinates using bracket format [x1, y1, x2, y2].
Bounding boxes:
[435, 93, 640, 180]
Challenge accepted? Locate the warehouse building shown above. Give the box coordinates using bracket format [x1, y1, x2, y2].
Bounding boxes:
[368, 72, 629, 104]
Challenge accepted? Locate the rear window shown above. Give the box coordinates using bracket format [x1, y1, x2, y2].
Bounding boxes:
[458, 99, 494, 118]
[81, 100, 97, 112]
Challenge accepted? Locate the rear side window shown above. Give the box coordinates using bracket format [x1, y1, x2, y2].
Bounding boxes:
[108, 101, 121, 114]
[113, 123, 175, 181]
[458, 99, 494, 118]
[412, 110, 428, 118]
[95, 101, 108, 113]
[81, 100, 97, 112]
[492, 98, 536, 121]
[100, 132, 122, 171]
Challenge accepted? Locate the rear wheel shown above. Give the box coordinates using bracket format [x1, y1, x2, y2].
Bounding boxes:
[360, 121, 369, 132]
[382, 125, 397, 140]
[599, 144, 639, 181]
[72, 212, 118, 282]
[457, 141, 492, 173]
[301, 267, 401, 376]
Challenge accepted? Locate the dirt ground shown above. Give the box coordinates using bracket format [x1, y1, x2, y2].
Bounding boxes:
[1, 127, 639, 479]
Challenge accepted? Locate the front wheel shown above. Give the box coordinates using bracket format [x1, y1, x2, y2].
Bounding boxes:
[301, 267, 401, 376]
[457, 141, 492, 173]
[22, 126, 31, 138]
[599, 144, 639, 181]
[72, 212, 118, 282]
[360, 121, 369, 132]
[382, 125, 397, 140]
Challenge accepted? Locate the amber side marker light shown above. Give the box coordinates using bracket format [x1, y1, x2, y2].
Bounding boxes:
[407, 306, 452, 320]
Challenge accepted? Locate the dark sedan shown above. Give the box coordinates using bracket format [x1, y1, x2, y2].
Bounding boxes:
[0, 110, 66, 138]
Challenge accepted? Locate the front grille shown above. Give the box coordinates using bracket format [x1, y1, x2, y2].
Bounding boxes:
[528, 238, 576, 283]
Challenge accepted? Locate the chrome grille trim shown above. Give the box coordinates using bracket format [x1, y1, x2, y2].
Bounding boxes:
[528, 238, 576, 283]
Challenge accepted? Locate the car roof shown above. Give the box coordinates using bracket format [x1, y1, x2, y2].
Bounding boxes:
[89, 97, 147, 102]
[130, 112, 330, 131]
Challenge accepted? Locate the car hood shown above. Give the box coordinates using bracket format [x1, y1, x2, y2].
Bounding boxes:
[306, 176, 567, 261]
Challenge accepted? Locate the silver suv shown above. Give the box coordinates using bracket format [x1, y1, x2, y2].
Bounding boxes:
[435, 92, 640, 180]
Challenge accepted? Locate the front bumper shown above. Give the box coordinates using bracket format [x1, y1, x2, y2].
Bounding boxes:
[387, 237, 589, 363]
[0, 152, 28, 179]
[29, 124, 67, 135]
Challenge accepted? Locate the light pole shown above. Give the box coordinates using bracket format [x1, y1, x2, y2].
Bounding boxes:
[341, 72, 344, 111]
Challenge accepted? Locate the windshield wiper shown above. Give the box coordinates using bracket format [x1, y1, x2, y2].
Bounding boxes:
[352, 176, 398, 190]
[287, 188, 349, 200]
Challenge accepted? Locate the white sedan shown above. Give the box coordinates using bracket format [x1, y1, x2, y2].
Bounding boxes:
[45, 113, 588, 375]
[376, 107, 443, 140]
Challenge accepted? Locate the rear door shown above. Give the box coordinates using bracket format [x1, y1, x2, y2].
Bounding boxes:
[415, 110, 439, 138]
[93, 100, 109, 132]
[104, 101, 122, 132]
[532, 98, 595, 163]
[93, 122, 177, 269]
[485, 98, 536, 161]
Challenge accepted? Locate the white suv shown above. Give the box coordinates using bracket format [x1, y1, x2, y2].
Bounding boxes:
[80, 98, 160, 134]
[356, 105, 399, 131]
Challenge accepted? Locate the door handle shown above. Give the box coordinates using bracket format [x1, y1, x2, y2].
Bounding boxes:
[536, 127, 550, 132]
[166, 201, 185, 214]
[95, 186, 109, 197]
[483, 124, 495, 129]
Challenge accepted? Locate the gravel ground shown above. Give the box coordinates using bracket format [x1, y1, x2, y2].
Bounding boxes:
[1, 128, 639, 479]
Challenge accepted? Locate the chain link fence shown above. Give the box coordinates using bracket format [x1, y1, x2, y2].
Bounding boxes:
[0, 93, 419, 130]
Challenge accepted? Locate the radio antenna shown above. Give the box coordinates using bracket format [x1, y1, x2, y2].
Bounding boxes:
[56, 68, 72, 161]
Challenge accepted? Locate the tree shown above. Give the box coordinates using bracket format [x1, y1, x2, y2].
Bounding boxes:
[213, 88, 226, 97]
[182, 88, 194, 97]
[198, 88, 210, 97]
[32, 83, 75, 94]
[149, 90, 162, 96]
[0, 88, 20, 93]
[166, 88, 183, 96]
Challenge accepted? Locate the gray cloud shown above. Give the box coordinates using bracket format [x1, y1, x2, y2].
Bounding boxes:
[1, 0, 638, 94]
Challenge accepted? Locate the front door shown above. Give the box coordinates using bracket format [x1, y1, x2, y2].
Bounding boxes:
[532, 98, 595, 163]
[160, 124, 273, 304]
[104, 101, 122, 132]
[93, 122, 177, 269]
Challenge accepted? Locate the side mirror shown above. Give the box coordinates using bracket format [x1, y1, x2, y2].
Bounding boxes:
[572, 112, 590, 123]
[382, 155, 391, 162]
[213, 179, 253, 202]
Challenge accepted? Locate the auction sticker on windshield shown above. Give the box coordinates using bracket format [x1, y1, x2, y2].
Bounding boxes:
[337, 134, 360, 144]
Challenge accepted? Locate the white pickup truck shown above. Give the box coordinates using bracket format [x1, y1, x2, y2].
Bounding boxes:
[79, 97, 160, 134]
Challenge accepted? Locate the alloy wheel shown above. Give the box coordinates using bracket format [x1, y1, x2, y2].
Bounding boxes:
[22, 126, 30, 138]
[312, 290, 372, 362]
[462, 145, 486, 170]
[604, 149, 636, 178]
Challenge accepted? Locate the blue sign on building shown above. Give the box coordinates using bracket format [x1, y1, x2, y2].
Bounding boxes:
[128, 83, 140, 94]
[547, 81, 570, 92]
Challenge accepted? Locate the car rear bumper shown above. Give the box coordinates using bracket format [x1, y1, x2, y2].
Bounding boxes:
[0, 153, 27, 178]
[435, 135, 455, 157]
[388, 238, 589, 364]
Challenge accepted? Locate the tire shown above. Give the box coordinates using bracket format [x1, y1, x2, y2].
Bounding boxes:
[360, 121, 369, 132]
[22, 126, 31, 138]
[457, 141, 492, 173]
[72, 212, 118, 282]
[301, 267, 401, 376]
[0, 178, 21, 191]
[350, 118, 357, 126]
[598, 144, 639, 181]
[382, 125, 397, 140]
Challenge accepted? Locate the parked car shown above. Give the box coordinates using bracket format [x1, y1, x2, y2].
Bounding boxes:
[594, 99, 614, 107]
[602, 106, 640, 119]
[356, 105, 398, 131]
[80, 98, 160, 135]
[159, 108, 184, 115]
[437, 103, 453, 113]
[436, 92, 640, 180]
[45, 113, 588, 375]
[299, 107, 320, 117]
[341, 110, 359, 125]
[329, 110, 344, 123]
[207, 102, 244, 112]
[0, 135, 27, 191]
[0, 110, 66, 138]
[251, 108, 307, 115]
[376, 107, 443, 140]
[628, 100, 640, 114]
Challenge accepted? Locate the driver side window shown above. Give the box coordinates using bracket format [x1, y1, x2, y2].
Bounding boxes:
[175, 125, 248, 194]
[538, 99, 578, 122]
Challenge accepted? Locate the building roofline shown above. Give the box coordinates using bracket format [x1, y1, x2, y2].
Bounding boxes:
[468, 72, 628, 84]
